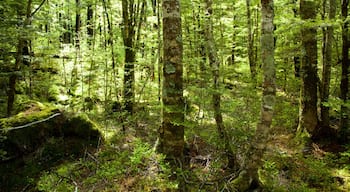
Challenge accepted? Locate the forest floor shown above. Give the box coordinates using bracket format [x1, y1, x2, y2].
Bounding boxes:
[1, 100, 350, 191]
[34, 108, 350, 192]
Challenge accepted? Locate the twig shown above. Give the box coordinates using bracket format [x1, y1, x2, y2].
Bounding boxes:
[53, 172, 79, 191]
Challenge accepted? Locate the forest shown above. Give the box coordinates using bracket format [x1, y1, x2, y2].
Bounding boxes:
[0, 0, 349, 191]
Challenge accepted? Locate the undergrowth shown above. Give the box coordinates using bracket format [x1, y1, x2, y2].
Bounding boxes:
[37, 137, 177, 192]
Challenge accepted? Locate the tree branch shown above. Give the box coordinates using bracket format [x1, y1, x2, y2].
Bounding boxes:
[31, 0, 46, 17]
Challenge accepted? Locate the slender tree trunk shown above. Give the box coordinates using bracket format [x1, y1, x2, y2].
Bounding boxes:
[231, 14, 236, 66]
[158, 0, 185, 168]
[122, 0, 136, 114]
[204, 0, 224, 146]
[232, 0, 275, 190]
[319, 0, 336, 137]
[87, 3, 94, 45]
[75, 0, 80, 47]
[204, 0, 235, 169]
[102, 0, 118, 100]
[248, 0, 276, 184]
[340, 0, 349, 141]
[298, 0, 318, 136]
[157, 0, 162, 103]
[246, 0, 257, 84]
[7, 0, 32, 117]
[292, 0, 301, 78]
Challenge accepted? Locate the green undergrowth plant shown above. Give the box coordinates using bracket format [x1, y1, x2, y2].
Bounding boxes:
[260, 151, 345, 191]
[37, 137, 177, 191]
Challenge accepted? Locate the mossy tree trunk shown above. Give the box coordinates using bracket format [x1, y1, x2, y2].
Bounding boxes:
[204, 0, 235, 169]
[246, 0, 257, 84]
[86, 4, 94, 43]
[232, 0, 275, 190]
[292, 0, 301, 78]
[340, 0, 349, 141]
[319, 0, 336, 137]
[7, 0, 32, 117]
[204, 0, 224, 140]
[158, 0, 185, 167]
[121, 0, 136, 114]
[298, 0, 319, 136]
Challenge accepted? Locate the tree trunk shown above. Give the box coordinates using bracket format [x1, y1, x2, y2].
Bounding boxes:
[232, 0, 275, 190]
[204, 0, 235, 169]
[158, 0, 185, 167]
[292, 0, 301, 78]
[204, 0, 225, 139]
[319, 0, 336, 138]
[87, 4, 94, 43]
[121, 0, 136, 114]
[7, 0, 32, 117]
[75, 0, 81, 48]
[340, 0, 349, 141]
[157, 0, 162, 103]
[246, 0, 257, 84]
[298, 0, 318, 136]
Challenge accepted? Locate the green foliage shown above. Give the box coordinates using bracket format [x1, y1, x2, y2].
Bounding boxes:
[130, 139, 153, 166]
[260, 152, 344, 192]
[0, 0, 349, 191]
[38, 138, 177, 191]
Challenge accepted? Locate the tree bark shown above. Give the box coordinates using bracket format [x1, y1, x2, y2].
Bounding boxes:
[158, 0, 185, 166]
[121, 0, 136, 114]
[246, 0, 257, 84]
[319, 0, 336, 138]
[75, 0, 81, 48]
[340, 0, 349, 141]
[87, 4, 94, 41]
[298, 0, 318, 135]
[7, 0, 32, 117]
[292, 0, 301, 78]
[231, 0, 275, 190]
[204, 0, 235, 169]
[204, 0, 224, 138]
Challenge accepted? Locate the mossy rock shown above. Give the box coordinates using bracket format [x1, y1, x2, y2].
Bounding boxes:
[0, 103, 63, 158]
[0, 102, 102, 160]
[62, 113, 100, 145]
[0, 102, 102, 191]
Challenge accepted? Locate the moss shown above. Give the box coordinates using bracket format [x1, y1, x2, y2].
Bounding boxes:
[0, 103, 62, 158]
[0, 102, 59, 129]
[229, 170, 252, 191]
[0, 102, 101, 159]
[62, 113, 100, 142]
[0, 103, 102, 191]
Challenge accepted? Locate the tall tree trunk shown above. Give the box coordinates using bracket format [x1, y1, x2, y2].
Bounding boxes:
[246, 0, 257, 84]
[292, 0, 301, 78]
[157, 0, 162, 103]
[87, 3, 94, 44]
[204, 0, 235, 169]
[232, 0, 275, 190]
[298, 0, 318, 136]
[122, 0, 136, 114]
[158, 0, 185, 168]
[75, 0, 80, 48]
[102, 0, 118, 100]
[7, 0, 32, 117]
[69, 0, 81, 95]
[340, 0, 349, 141]
[319, 0, 336, 138]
